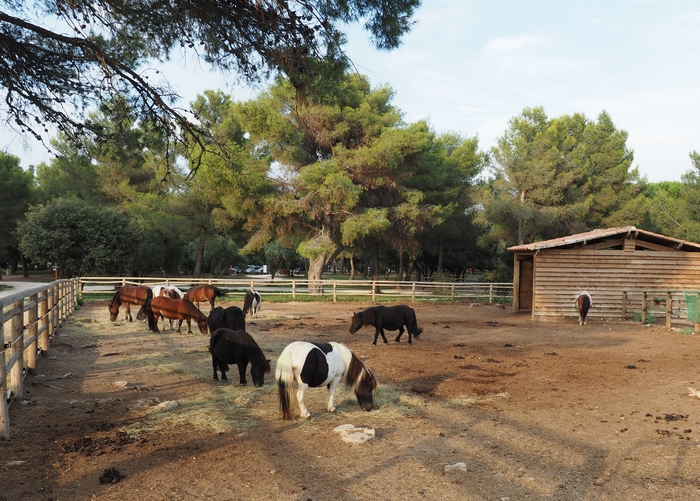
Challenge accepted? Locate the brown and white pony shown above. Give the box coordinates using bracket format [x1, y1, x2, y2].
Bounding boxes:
[575, 292, 593, 325]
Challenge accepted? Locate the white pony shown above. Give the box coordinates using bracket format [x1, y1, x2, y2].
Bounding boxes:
[276, 341, 376, 420]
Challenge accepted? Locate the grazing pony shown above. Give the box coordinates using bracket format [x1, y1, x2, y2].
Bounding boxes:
[139, 296, 208, 334]
[243, 290, 261, 318]
[208, 306, 246, 333]
[209, 328, 271, 386]
[350, 305, 423, 345]
[108, 285, 153, 322]
[576, 292, 593, 326]
[152, 284, 184, 299]
[184, 285, 225, 310]
[276, 341, 376, 420]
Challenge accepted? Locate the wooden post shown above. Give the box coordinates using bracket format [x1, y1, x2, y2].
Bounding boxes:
[10, 299, 24, 398]
[412, 282, 416, 302]
[292, 281, 296, 300]
[489, 284, 493, 303]
[642, 291, 648, 323]
[0, 306, 9, 439]
[333, 281, 337, 303]
[27, 293, 38, 375]
[622, 291, 627, 320]
[48, 285, 56, 341]
[372, 281, 376, 302]
[451, 284, 455, 302]
[666, 292, 672, 329]
[38, 292, 49, 354]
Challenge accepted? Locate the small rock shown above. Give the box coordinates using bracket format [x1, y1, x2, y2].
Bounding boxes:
[333, 424, 375, 444]
[153, 400, 179, 411]
[444, 462, 467, 472]
[113, 381, 129, 388]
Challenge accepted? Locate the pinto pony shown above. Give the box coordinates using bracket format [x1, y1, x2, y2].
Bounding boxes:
[208, 306, 246, 333]
[108, 285, 153, 323]
[576, 292, 593, 325]
[243, 290, 261, 318]
[350, 305, 423, 345]
[209, 328, 270, 386]
[139, 296, 208, 334]
[184, 285, 225, 310]
[153, 284, 184, 299]
[276, 341, 376, 420]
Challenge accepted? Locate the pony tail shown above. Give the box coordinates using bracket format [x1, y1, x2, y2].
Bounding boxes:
[140, 294, 158, 332]
[243, 292, 252, 316]
[275, 350, 295, 420]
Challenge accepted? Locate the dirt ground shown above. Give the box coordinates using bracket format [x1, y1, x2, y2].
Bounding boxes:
[2, 298, 700, 501]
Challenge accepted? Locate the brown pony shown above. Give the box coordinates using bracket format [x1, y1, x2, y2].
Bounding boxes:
[108, 285, 153, 322]
[575, 292, 592, 325]
[184, 285, 225, 310]
[141, 296, 209, 335]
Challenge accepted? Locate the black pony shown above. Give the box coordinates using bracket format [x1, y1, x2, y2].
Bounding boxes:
[209, 328, 271, 386]
[350, 305, 423, 345]
[208, 306, 246, 333]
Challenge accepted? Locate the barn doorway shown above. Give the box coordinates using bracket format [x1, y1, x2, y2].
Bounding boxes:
[518, 256, 533, 313]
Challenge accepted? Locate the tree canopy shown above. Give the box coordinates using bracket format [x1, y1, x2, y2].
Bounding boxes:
[1, 0, 420, 166]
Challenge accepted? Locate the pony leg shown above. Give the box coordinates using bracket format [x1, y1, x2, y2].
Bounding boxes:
[379, 328, 389, 344]
[296, 383, 311, 419]
[395, 327, 405, 344]
[186, 319, 193, 335]
[126, 304, 132, 322]
[212, 355, 219, 380]
[326, 377, 341, 413]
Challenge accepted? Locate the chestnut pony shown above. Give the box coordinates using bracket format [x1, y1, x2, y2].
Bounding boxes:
[108, 285, 153, 322]
[184, 285, 225, 310]
[139, 296, 208, 335]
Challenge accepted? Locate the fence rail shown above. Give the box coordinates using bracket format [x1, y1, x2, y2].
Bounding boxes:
[1, 279, 79, 439]
[78, 277, 513, 303]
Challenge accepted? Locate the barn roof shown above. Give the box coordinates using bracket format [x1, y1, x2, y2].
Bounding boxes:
[507, 226, 700, 252]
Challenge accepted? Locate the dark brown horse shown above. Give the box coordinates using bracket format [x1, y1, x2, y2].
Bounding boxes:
[140, 296, 208, 334]
[575, 292, 592, 325]
[184, 285, 225, 310]
[349, 305, 423, 345]
[208, 306, 246, 333]
[209, 328, 270, 386]
[108, 285, 153, 322]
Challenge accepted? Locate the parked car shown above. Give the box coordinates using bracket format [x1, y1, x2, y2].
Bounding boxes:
[245, 265, 264, 274]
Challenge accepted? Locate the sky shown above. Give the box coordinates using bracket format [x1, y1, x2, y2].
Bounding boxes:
[3, 0, 700, 183]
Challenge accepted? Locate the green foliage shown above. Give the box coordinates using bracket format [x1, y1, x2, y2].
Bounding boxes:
[0, 151, 34, 253]
[17, 198, 137, 277]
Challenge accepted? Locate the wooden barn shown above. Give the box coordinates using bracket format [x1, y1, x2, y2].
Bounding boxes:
[508, 226, 700, 321]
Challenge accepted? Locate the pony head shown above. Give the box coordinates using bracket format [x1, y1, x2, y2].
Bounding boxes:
[251, 358, 272, 387]
[347, 353, 377, 411]
[197, 317, 209, 335]
[108, 294, 120, 321]
[349, 311, 363, 334]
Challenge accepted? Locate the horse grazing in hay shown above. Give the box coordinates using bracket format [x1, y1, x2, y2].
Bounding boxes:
[576, 292, 593, 325]
[208, 306, 246, 333]
[243, 290, 261, 317]
[139, 296, 208, 335]
[108, 285, 153, 322]
[276, 341, 376, 420]
[209, 328, 270, 386]
[184, 285, 225, 310]
[349, 305, 423, 345]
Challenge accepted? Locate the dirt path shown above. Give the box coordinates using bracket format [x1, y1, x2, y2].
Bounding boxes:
[2, 300, 700, 500]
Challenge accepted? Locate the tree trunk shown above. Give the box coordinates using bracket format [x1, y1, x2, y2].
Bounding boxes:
[307, 254, 326, 295]
[193, 226, 207, 278]
[406, 259, 414, 282]
[349, 253, 356, 280]
[396, 247, 404, 281]
[372, 246, 380, 281]
[436, 237, 444, 281]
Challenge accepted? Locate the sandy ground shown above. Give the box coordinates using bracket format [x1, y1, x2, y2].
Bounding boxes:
[2, 299, 700, 501]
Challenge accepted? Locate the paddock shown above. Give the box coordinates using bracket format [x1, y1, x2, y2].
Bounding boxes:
[2, 299, 699, 500]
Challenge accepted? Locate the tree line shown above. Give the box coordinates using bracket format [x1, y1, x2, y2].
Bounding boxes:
[2, 73, 700, 282]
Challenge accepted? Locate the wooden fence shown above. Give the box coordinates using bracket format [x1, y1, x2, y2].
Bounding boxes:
[1, 279, 79, 439]
[78, 276, 514, 303]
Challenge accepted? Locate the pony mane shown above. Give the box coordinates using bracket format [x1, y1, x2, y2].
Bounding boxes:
[346, 352, 377, 392]
[184, 299, 207, 321]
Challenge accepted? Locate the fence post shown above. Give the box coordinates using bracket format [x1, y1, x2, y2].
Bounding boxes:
[412, 282, 416, 302]
[39, 291, 49, 354]
[333, 281, 337, 303]
[27, 293, 38, 375]
[292, 281, 296, 301]
[0, 306, 8, 439]
[666, 292, 672, 329]
[489, 284, 493, 303]
[372, 281, 376, 302]
[10, 299, 24, 399]
[642, 291, 648, 323]
[48, 284, 56, 340]
[451, 284, 455, 302]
